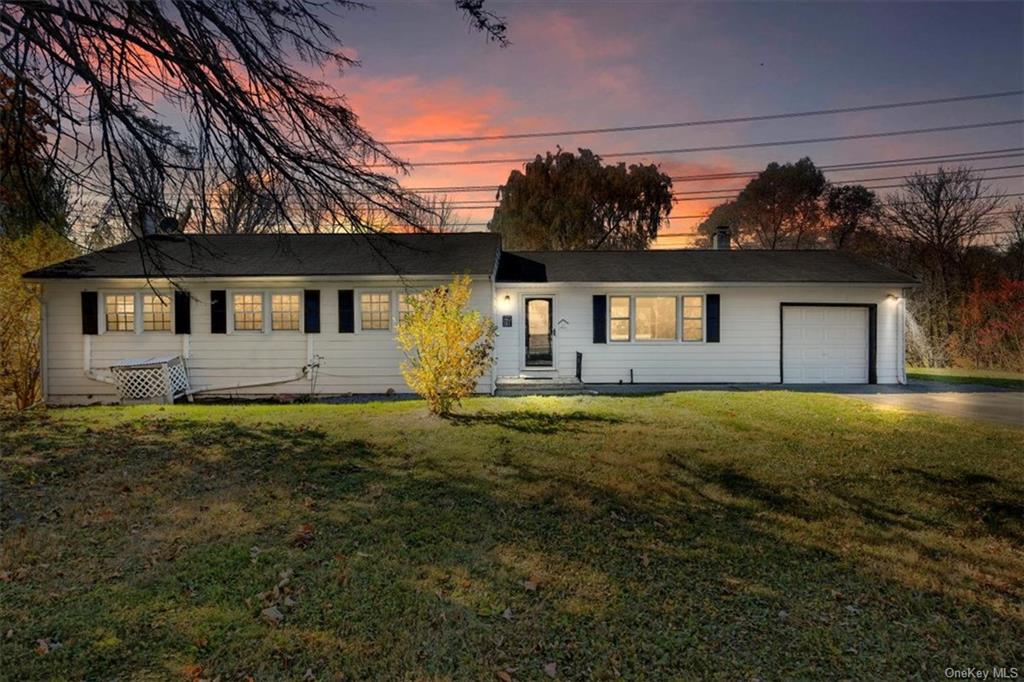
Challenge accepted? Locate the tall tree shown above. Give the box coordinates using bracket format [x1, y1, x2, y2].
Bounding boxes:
[696, 158, 826, 249]
[881, 166, 1005, 366]
[0, 72, 69, 237]
[0, 0, 507, 240]
[823, 184, 879, 249]
[488, 149, 673, 250]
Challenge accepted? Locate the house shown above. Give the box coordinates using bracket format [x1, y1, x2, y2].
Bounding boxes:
[23, 229, 917, 404]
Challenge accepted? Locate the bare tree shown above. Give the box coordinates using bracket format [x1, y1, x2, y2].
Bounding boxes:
[0, 0, 507, 249]
[1003, 200, 1024, 281]
[89, 135, 193, 247]
[192, 145, 290, 234]
[401, 195, 469, 233]
[882, 166, 1005, 365]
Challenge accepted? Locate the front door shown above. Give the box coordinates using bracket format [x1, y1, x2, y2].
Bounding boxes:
[525, 297, 553, 367]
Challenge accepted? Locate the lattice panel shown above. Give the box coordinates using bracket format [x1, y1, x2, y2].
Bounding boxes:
[110, 356, 191, 404]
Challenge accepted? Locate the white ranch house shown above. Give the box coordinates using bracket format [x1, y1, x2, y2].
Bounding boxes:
[23, 231, 918, 404]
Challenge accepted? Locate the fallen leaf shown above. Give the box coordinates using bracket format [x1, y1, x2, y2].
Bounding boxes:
[35, 637, 61, 655]
[291, 523, 315, 549]
[261, 606, 284, 625]
[522, 578, 538, 592]
[496, 671, 514, 682]
[502, 607, 513, 620]
[543, 662, 557, 678]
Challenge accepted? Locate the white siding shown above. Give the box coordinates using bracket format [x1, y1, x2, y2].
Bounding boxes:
[42, 277, 494, 404]
[492, 284, 904, 385]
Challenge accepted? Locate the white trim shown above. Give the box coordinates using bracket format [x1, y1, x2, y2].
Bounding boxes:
[604, 293, 707, 344]
[228, 290, 266, 334]
[40, 301, 48, 402]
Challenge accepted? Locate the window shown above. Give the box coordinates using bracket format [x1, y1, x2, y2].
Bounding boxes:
[635, 296, 677, 341]
[233, 293, 263, 331]
[142, 294, 171, 331]
[271, 293, 300, 331]
[361, 292, 390, 330]
[609, 296, 631, 342]
[398, 293, 416, 322]
[682, 295, 704, 342]
[105, 294, 134, 332]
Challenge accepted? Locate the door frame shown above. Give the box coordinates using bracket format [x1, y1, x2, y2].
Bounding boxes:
[779, 302, 877, 384]
[521, 294, 558, 371]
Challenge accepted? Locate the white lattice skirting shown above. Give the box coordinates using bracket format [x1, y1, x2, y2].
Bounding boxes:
[110, 355, 192, 404]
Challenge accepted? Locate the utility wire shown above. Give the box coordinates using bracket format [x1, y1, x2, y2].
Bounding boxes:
[380, 90, 1024, 145]
[406, 150, 1024, 193]
[382, 120, 1024, 168]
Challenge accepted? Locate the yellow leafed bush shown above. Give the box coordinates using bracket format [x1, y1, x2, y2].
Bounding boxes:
[395, 275, 496, 415]
[0, 227, 77, 409]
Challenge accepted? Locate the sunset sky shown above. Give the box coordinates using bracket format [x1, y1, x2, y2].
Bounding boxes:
[324, 0, 1024, 241]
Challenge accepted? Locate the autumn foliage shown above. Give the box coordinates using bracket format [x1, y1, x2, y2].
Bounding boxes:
[949, 279, 1024, 371]
[1, 227, 77, 409]
[396, 275, 496, 415]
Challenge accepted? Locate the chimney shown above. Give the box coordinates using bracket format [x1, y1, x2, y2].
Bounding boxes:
[714, 225, 732, 250]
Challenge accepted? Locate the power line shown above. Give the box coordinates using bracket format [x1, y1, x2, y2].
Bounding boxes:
[448, 187, 1024, 208]
[380, 90, 1024, 145]
[405, 149, 1024, 193]
[383, 119, 1024, 168]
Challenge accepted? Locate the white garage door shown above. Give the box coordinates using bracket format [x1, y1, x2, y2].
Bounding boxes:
[783, 306, 869, 384]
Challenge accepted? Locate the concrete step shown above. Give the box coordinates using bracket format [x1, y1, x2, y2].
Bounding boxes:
[494, 376, 595, 397]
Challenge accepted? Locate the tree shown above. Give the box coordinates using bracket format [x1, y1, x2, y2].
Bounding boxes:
[197, 146, 290, 234]
[0, 72, 69, 237]
[697, 158, 827, 249]
[488, 149, 674, 250]
[89, 136, 194, 247]
[395, 275, 496, 415]
[0, 1, 507, 240]
[881, 166, 1005, 366]
[1002, 200, 1024, 281]
[0, 226, 77, 409]
[823, 184, 879, 249]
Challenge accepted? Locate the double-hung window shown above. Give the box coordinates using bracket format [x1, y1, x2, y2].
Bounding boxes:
[634, 296, 677, 341]
[360, 292, 391, 330]
[105, 294, 135, 332]
[397, 292, 416, 322]
[271, 293, 301, 331]
[682, 295, 704, 342]
[233, 293, 263, 331]
[609, 296, 631, 342]
[142, 294, 171, 332]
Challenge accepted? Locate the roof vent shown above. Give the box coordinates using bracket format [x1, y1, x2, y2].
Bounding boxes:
[714, 225, 732, 250]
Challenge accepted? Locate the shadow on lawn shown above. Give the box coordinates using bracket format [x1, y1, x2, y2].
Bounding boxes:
[445, 409, 623, 434]
[2, 411, 1022, 679]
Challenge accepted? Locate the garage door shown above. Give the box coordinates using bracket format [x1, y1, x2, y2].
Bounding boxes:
[782, 306, 869, 383]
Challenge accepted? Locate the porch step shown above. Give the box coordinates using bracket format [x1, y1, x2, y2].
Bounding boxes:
[494, 376, 595, 397]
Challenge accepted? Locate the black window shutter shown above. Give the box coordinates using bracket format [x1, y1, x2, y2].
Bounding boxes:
[304, 289, 320, 333]
[338, 289, 354, 333]
[210, 290, 227, 334]
[592, 295, 607, 343]
[81, 291, 98, 335]
[706, 294, 721, 343]
[174, 290, 191, 334]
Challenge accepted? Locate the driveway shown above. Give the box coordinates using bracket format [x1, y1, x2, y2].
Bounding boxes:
[835, 382, 1023, 427]
[582, 381, 1024, 427]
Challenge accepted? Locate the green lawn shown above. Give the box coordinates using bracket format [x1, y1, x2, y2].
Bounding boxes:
[908, 366, 1024, 389]
[2, 393, 1022, 679]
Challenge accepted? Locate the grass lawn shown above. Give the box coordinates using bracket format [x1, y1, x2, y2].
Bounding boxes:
[2, 393, 1023, 679]
[908, 366, 1024, 389]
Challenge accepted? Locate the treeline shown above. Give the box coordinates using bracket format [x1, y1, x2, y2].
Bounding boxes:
[695, 158, 1024, 371]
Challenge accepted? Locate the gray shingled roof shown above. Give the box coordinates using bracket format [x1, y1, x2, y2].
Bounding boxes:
[495, 249, 918, 284]
[23, 232, 916, 284]
[23, 233, 502, 279]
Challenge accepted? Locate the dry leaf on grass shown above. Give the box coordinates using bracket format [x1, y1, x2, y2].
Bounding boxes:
[543, 662, 557, 678]
[291, 523, 315, 549]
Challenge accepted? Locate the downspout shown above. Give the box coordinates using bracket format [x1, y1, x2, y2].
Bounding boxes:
[40, 300, 48, 403]
[898, 289, 909, 385]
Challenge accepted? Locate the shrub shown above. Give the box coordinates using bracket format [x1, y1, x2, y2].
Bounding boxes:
[0, 227, 77, 409]
[948, 278, 1024, 371]
[395, 274, 496, 415]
